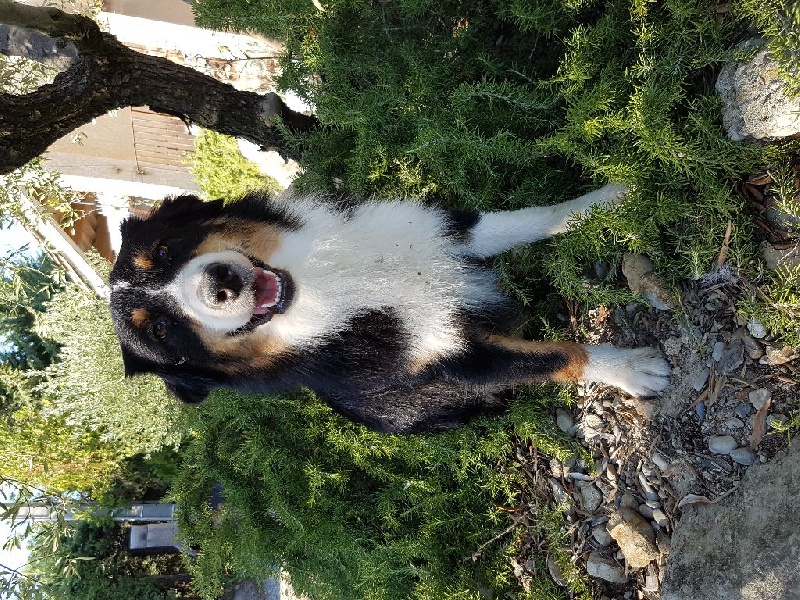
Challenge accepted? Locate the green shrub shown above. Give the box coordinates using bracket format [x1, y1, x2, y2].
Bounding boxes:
[192, 0, 770, 305]
[191, 129, 282, 200]
[171, 386, 578, 600]
[35, 283, 183, 457]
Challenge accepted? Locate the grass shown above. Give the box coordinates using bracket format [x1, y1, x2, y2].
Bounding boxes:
[173, 0, 800, 598]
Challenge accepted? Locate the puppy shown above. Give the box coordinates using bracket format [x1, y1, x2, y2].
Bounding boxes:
[109, 184, 669, 433]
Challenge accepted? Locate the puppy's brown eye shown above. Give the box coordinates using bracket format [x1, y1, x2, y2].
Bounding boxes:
[154, 244, 168, 259]
[152, 319, 169, 339]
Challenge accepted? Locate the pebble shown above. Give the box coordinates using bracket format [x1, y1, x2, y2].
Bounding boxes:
[749, 388, 771, 410]
[579, 483, 603, 513]
[549, 479, 570, 505]
[651, 451, 670, 471]
[720, 339, 745, 372]
[735, 403, 752, 419]
[638, 473, 660, 502]
[592, 524, 613, 546]
[620, 493, 638, 510]
[638, 504, 654, 520]
[730, 447, 758, 466]
[656, 530, 672, 556]
[585, 413, 604, 429]
[644, 565, 660, 592]
[712, 341, 725, 362]
[764, 345, 798, 365]
[586, 553, 627, 583]
[767, 413, 789, 428]
[556, 408, 575, 435]
[747, 317, 767, 339]
[691, 368, 710, 391]
[708, 435, 738, 454]
[695, 401, 706, 421]
[546, 554, 567, 587]
[724, 417, 745, 430]
[652, 508, 669, 527]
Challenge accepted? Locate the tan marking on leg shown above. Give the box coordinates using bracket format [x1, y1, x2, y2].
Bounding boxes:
[133, 254, 154, 270]
[482, 334, 589, 383]
[195, 221, 284, 264]
[130, 308, 151, 329]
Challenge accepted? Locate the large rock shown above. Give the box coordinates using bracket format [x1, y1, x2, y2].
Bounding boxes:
[717, 39, 800, 142]
[662, 440, 800, 600]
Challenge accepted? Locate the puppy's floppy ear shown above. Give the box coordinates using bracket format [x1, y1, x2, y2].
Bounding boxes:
[149, 195, 207, 222]
[162, 375, 212, 405]
[121, 348, 149, 377]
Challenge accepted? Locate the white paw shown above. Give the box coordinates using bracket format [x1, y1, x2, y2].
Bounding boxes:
[582, 344, 670, 397]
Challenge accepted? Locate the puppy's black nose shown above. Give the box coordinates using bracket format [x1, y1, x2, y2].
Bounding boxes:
[205, 263, 244, 304]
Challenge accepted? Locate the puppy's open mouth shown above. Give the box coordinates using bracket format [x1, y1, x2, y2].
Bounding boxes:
[248, 265, 293, 328]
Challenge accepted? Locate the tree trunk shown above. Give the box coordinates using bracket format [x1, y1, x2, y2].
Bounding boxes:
[0, 0, 318, 175]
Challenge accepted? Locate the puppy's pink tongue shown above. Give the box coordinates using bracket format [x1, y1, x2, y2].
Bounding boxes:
[252, 267, 280, 315]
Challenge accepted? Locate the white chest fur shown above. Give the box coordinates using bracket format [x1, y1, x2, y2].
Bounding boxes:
[266, 199, 502, 360]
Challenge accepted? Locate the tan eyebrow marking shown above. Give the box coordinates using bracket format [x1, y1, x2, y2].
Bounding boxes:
[131, 308, 151, 329]
[133, 253, 154, 270]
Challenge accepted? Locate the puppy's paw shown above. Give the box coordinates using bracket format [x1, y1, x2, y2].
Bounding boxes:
[582, 344, 670, 397]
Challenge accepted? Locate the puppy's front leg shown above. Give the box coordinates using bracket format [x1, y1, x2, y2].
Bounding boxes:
[461, 183, 628, 259]
[456, 335, 670, 397]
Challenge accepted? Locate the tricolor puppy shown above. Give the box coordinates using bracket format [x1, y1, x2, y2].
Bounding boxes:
[110, 185, 669, 433]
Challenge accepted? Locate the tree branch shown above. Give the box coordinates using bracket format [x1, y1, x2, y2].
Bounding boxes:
[0, 0, 318, 175]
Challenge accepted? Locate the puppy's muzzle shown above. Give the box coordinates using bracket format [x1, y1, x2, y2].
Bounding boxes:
[200, 263, 251, 308]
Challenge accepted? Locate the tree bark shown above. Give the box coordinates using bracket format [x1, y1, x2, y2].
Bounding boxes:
[0, 0, 318, 175]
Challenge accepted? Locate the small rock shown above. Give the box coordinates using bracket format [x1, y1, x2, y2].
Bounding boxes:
[585, 413, 604, 429]
[622, 253, 675, 310]
[695, 401, 706, 421]
[549, 459, 568, 478]
[651, 451, 670, 471]
[708, 435, 738, 454]
[764, 345, 798, 366]
[712, 341, 725, 362]
[547, 554, 567, 587]
[748, 388, 772, 410]
[734, 403, 752, 419]
[724, 417, 745, 430]
[730, 447, 758, 466]
[607, 508, 660, 569]
[549, 479, 571, 506]
[579, 483, 603, 513]
[767, 413, 789, 429]
[638, 504, 654, 520]
[720, 339, 745, 373]
[652, 508, 669, 528]
[739, 333, 763, 360]
[691, 368, 710, 392]
[592, 524, 614, 546]
[644, 565, 660, 592]
[556, 408, 575, 435]
[638, 473, 660, 503]
[619, 493, 638, 510]
[656, 530, 672, 556]
[586, 553, 627, 584]
[762, 241, 800, 270]
[746, 317, 767, 339]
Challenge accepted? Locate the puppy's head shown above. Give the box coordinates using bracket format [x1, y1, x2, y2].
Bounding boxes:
[110, 194, 298, 403]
